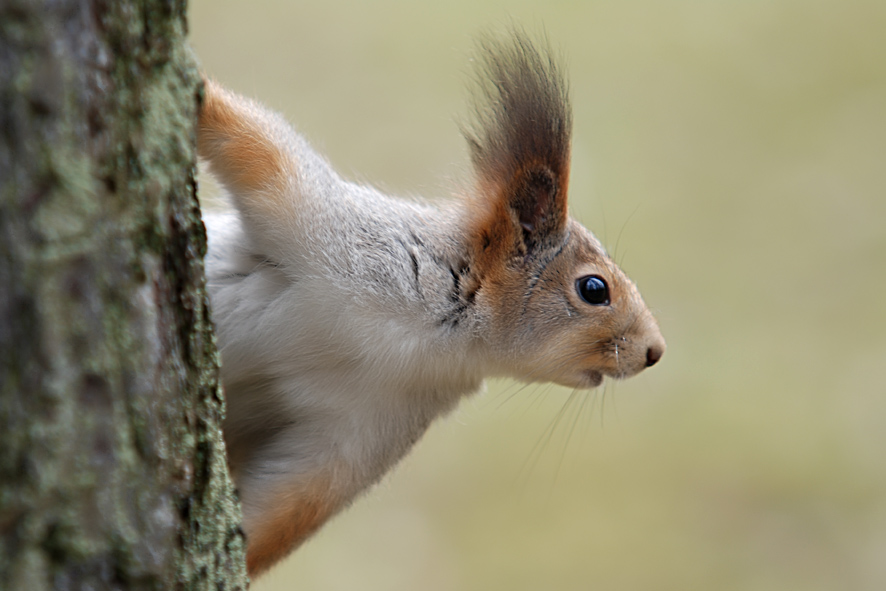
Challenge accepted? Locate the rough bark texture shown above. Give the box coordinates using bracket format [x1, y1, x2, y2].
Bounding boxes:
[0, 1, 247, 589]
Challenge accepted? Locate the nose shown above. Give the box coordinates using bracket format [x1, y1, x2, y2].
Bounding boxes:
[645, 342, 664, 367]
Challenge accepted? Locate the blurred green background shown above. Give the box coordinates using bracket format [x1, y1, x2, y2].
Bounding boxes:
[189, 1, 886, 589]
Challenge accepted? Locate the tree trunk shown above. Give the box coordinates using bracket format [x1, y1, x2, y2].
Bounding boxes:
[0, 1, 247, 589]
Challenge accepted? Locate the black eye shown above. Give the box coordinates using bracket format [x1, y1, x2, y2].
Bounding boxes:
[576, 275, 610, 306]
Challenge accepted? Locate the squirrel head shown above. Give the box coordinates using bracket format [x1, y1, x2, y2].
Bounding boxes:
[462, 32, 665, 388]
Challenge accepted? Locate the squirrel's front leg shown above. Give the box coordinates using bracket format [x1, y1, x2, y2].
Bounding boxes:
[197, 77, 305, 264]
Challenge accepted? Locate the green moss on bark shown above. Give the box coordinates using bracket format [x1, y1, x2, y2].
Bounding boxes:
[0, 2, 247, 589]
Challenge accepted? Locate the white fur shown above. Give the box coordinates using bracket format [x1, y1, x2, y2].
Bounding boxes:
[204, 154, 491, 521]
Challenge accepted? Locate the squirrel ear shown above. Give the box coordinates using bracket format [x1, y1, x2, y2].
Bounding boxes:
[464, 31, 572, 253]
[508, 165, 566, 251]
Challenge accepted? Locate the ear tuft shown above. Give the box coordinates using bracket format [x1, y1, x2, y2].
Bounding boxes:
[464, 30, 572, 253]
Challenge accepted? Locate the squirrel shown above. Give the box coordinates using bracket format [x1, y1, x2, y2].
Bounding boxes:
[197, 32, 665, 577]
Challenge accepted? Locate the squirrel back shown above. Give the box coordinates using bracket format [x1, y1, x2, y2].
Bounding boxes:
[198, 32, 664, 577]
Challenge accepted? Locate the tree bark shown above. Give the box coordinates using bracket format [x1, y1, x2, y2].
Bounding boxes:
[0, 1, 247, 589]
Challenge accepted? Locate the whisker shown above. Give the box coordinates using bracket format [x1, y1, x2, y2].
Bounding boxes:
[613, 202, 642, 267]
[552, 387, 590, 486]
[516, 385, 581, 488]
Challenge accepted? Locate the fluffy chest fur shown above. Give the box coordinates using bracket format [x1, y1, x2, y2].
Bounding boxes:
[205, 198, 486, 503]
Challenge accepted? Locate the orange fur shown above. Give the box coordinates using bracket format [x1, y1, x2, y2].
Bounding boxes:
[467, 156, 571, 280]
[245, 478, 337, 577]
[198, 78, 292, 217]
